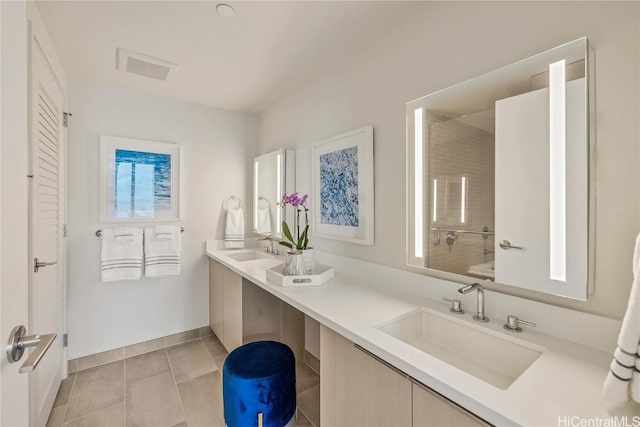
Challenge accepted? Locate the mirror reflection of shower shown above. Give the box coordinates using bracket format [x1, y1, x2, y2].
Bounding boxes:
[425, 108, 495, 280]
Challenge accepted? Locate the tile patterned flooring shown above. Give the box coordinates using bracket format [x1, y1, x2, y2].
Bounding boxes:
[47, 335, 320, 427]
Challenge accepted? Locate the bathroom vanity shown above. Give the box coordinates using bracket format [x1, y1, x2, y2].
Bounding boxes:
[208, 256, 305, 357]
[206, 243, 632, 426]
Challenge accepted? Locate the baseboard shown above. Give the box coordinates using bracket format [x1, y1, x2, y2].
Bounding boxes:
[68, 325, 213, 373]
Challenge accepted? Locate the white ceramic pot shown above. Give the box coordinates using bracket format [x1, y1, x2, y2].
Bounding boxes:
[301, 248, 314, 274]
[283, 250, 305, 276]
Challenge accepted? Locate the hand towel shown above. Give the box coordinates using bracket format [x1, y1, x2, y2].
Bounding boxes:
[114, 227, 136, 242]
[100, 228, 143, 282]
[144, 225, 181, 278]
[256, 203, 272, 235]
[225, 207, 245, 249]
[603, 233, 640, 408]
[154, 224, 176, 241]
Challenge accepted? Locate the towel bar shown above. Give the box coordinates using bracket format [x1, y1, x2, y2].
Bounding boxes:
[95, 227, 184, 238]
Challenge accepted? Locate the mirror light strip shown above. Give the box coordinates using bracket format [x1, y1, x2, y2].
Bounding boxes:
[276, 154, 282, 234]
[550, 59, 566, 282]
[254, 161, 259, 232]
[432, 179, 438, 223]
[415, 108, 424, 258]
[460, 176, 467, 224]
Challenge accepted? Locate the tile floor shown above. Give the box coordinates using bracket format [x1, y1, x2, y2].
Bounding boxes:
[47, 335, 320, 427]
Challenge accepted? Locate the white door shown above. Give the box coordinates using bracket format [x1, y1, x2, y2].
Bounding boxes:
[29, 30, 67, 426]
[495, 78, 588, 299]
[1, 1, 31, 426]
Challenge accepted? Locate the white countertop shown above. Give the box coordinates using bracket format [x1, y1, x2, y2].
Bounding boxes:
[206, 244, 640, 425]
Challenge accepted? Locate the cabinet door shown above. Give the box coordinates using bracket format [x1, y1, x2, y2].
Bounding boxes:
[209, 260, 224, 341]
[223, 266, 243, 352]
[412, 383, 488, 427]
[320, 325, 412, 427]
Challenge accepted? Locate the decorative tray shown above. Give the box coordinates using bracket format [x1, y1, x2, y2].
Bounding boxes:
[266, 263, 335, 287]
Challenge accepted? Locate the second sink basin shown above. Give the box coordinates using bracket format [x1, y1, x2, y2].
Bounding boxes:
[226, 250, 273, 262]
[376, 308, 543, 389]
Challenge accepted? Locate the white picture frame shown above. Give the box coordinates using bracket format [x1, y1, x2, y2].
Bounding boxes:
[100, 135, 181, 222]
[312, 125, 374, 245]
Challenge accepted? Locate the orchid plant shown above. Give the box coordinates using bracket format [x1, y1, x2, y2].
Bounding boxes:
[279, 192, 310, 251]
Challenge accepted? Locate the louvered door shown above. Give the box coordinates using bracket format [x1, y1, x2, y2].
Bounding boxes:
[29, 39, 65, 427]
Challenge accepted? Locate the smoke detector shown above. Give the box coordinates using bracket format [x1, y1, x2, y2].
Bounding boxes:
[116, 48, 176, 81]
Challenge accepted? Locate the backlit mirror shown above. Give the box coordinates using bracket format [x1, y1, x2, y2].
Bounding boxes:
[407, 38, 595, 300]
[253, 149, 295, 238]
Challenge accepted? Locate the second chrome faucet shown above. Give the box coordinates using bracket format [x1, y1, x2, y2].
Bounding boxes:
[457, 283, 489, 323]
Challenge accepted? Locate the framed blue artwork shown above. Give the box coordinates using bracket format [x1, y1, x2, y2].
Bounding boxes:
[312, 126, 374, 245]
[100, 135, 181, 222]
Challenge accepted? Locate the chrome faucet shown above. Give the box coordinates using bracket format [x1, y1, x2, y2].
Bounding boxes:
[457, 283, 489, 323]
[257, 236, 280, 255]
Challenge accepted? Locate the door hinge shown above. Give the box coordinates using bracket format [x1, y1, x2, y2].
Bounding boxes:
[63, 224, 68, 238]
[63, 112, 72, 128]
[63, 333, 68, 348]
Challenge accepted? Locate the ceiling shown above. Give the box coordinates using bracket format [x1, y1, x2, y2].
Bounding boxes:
[36, 1, 422, 113]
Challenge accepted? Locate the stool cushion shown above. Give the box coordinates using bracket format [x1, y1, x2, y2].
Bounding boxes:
[223, 341, 296, 427]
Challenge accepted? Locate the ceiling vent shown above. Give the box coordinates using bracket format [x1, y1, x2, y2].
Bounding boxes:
[116, 48, 176, 81]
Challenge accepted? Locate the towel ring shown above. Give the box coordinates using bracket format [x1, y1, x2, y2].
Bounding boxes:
[224, 196, 243, 210]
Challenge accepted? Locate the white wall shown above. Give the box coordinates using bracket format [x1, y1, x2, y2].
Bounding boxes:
[260, 1, 640, 319]
[67, 78, 258, 358]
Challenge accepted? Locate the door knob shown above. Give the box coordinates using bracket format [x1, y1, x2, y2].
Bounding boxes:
[499, 240, 523, 250]
[34, 257, 57, 273]
[6, 325, 56, 373]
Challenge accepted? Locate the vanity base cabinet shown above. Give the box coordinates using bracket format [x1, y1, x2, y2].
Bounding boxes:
[320, 325, 412, 427]
[209, 259, 305, 357]
[208, 259, 242, 352]
[412, 382, 489, 427]
[320, 325, 489, 427]
[223, 266, 243, 351]
[209, 259, 224, 341]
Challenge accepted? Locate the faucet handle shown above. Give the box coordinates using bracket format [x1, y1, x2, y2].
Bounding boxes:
[442, 298, 464, 314]
[504, 315, 536, 333]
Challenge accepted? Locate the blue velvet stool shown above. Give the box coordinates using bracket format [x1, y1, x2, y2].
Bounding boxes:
[223, 341, 296, 427]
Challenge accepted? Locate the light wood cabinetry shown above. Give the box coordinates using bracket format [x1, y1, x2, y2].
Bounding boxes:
[209, 258, 305, 357]
[320, 325, 489, 427]
[320, 325, 412, 427]
[222, 265, 243, 351]
[412, 382, 489, 427]
[209, 259, 225, 340]
[208, 259, 243, 352]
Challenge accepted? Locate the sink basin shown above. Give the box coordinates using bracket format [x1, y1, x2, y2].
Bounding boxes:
[467, 262, 495, 279]
[377, 308, 543, 389]
[226, 250, 273, 262]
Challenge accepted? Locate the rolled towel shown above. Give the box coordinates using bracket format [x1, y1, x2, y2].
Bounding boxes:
[603, 233, 640, 408]
[100, 228, 143, 282]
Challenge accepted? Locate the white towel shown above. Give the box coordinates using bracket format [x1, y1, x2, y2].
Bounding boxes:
[603, 233, 640, 408]
[154, 224, 176, 241]
[100, 228, 143, 282]
[144, 226, 181, 278]
[225, 207, 245, 249]
[114, 227, 136, 242]
[256, 205, 272, 235]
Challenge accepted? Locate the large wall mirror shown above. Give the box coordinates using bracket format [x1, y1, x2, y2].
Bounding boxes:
[253, 149, 295, 238]
[407, 38, 595, 300]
